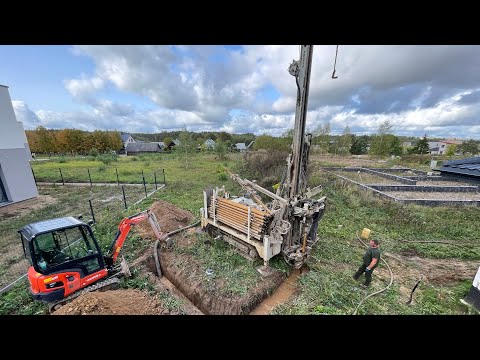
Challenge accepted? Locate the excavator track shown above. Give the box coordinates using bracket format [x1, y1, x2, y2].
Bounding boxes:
[48, 276, 121, 314]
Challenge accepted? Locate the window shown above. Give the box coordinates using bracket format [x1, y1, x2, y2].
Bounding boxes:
[33, 226, 100, 269]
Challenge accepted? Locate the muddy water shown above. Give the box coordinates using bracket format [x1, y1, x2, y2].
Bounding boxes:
[250, 267, 306, 315]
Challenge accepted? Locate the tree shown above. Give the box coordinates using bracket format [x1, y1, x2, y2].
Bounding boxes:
[215, 140, 228, 160]
[370, 121, 395, 156]
[445, 144, 457, 156]
[163, 137, 173, 151]
[458, 139, 479, 155]
[315, 121, 330, 155]
[178, 129, 197, 169]
[253, 134, 290, 152]
[413, 135, 429, 154]
[34, 126, 56, 154]
[337, 126, 353, 155]
[350, 135, 369, 155]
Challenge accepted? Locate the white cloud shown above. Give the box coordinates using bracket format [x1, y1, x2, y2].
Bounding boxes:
[12, 101, 42, 129]
[11, 45, 480, 139]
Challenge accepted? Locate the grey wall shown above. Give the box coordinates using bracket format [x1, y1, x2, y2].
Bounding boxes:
[0, 148, 38, 203]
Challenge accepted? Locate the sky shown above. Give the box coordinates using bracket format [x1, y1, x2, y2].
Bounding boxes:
[1, 45, 480, 139]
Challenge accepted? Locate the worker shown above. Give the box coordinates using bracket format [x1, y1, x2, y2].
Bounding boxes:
[353, 239, 381, 288]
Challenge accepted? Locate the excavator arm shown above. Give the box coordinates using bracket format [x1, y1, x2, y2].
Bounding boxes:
[107, 209, 167, 263]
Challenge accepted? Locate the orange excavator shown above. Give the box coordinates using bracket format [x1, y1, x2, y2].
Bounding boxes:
[18, 209, 168, 311]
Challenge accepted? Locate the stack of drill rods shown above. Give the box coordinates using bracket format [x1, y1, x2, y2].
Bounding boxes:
[217, 197, 268, 217]
[209, 197, 271, 239]
[215, 198, 270, 229]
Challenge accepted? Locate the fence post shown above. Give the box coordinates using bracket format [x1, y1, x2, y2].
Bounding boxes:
[31, 167, 37, 186]
[154, 172, 157, 190]
[142, 171, 147, 198]
[89, 199, 96, 224]
[116, 168, 120, 186]
[59, 168, 65, 185]
[163, 168, 166, 184]
[88, 168, 92, 187]
[122, 185, 127, 210]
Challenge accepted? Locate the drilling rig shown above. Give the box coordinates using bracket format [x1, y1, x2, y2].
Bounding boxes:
[200, 45, 326, 273]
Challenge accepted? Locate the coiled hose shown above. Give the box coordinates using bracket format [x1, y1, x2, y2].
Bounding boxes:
[352, 231, 394, 315]
[154, 221, 201, 277]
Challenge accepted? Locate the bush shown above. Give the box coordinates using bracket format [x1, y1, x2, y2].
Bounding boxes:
[218, 173, 228, 181]
[88, 148, 99, 157]
[58, 156, 67, 163]
[98, 165, 107, 172]
[131, 157, 138, 162]
[239, 150, 288, 181]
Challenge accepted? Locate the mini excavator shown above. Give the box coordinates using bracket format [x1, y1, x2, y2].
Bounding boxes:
[19, 209, 169, 311]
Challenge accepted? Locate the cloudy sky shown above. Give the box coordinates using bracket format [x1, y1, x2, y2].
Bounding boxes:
[1, 45, 480, 139]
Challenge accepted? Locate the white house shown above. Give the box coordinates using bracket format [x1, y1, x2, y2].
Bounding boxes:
[0, 85, 38, 205]
[428, 141, 449, 155]
[120, 133, 136, 147]
[204, 138, 216, 150]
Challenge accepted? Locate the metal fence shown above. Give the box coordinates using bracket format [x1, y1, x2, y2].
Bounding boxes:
[0, 169, 166, 295]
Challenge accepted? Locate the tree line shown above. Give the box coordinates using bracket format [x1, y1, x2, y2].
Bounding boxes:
[26, 126, 123, 155]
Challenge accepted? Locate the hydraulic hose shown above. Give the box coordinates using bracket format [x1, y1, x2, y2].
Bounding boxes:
[153, 220, 201, 277]
[352, 231, 394, 315]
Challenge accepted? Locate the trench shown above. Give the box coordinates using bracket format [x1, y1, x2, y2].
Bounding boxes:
[250, 267, 307, 315]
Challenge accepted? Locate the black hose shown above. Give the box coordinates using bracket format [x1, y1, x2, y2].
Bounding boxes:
[153, 221, 201, 277]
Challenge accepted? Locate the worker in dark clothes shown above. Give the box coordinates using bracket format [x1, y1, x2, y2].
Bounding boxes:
[353, 239, 381, 288]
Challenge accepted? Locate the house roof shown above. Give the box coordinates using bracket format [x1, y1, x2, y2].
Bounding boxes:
[121, 134, 132, 142]
[235, 143, 247, 150]
[126, 142, 162, 152]
[173, 139, 181, 145]
[439, 156, 480, 178]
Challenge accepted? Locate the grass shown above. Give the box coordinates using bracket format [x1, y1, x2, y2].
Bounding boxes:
[1, 152, 479, 315]
[173, 231, 288, 298]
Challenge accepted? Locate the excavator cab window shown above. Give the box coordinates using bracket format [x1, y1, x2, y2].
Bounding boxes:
[32, 225, 101, 273]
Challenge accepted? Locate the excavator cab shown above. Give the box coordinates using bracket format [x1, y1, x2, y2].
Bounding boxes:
[20, 217, 105, 276]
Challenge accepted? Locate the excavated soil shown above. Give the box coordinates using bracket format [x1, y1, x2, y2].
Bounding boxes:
[53, 289, 168, 315]
[135, 200, 195, 236]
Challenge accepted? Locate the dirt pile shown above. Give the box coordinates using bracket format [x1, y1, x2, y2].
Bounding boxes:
[135, 200, 194, 238]
[53, 289, 169, 315]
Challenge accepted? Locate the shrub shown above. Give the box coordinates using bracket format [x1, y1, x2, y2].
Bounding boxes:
[88, 148, 99, 157]
[58, 156, 67, 163]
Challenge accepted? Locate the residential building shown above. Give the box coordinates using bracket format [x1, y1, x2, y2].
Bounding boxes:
[0, 85, 38, 205]
[125, 142, 163, 155]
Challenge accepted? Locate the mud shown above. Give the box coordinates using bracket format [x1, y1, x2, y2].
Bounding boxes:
[250, 267, 306, 315]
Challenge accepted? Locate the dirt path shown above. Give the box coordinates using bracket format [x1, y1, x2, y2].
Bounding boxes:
[250, 268, 303, 315]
